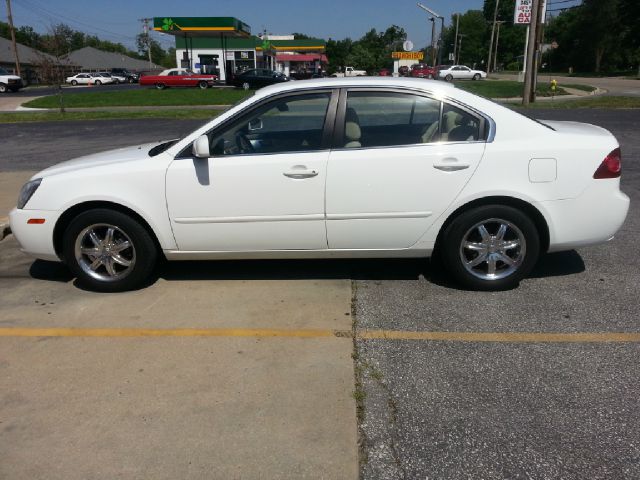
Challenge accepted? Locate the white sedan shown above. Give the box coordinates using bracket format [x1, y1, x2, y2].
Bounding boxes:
[65, 73, 114, 86]
[10, 77, 629, 292]
[439, 65, 487, 82]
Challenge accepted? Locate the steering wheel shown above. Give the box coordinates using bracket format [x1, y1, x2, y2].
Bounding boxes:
[235, 131, 254, 154]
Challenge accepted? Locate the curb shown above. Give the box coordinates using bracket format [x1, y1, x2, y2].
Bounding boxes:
[0, 217, 10, 241]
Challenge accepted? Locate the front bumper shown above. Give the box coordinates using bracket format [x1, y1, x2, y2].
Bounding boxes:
[9, 208, 61, 261]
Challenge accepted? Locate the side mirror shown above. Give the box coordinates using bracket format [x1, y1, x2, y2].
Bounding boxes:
[192, 135, 210, 158]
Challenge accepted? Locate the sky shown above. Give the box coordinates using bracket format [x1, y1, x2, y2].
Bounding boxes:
[4, 0, 486, 51]
[5, 0, 582, 52]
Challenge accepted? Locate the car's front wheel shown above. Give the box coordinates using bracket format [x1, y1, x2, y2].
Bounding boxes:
[198, 81, 208, 89]
[445, 74, 453, 82]
[439, 205, 540, 291]
[473, 73, 481, 81]
[94, 80, 102, 86]
[71, 80, 78, 86]
[155, 83, 166, 90]
[62, 209, 157, 292]
[242, 81, 250, 90]
[0, 83, 7, 93]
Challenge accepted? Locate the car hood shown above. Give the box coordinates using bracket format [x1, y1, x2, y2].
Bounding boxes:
[34, 141, 170, 179]
[2, 74, 21, 81]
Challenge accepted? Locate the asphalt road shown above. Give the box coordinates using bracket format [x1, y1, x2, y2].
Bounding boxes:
[357, 108, 640, 479]
[6, 83, 142, 97]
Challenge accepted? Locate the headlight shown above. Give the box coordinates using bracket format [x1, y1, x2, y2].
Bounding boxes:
[17, 178, 42, 209]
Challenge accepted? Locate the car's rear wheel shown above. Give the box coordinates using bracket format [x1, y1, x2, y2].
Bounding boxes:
[242, 81, 250, 90]
[198, 81, 208, 89]
[155, 83, 165, 90]
[94, 80, 102, 86]
[128, 77, 134, 83]
[445, 74, 453, 82]
[473, 73, 481, 81]
[62, 209, 157, 292]
[71, 80, 78, 86]
[439, 205, 540, 291]
[0, 83, 7, 93]
[427, 74, 434, 79]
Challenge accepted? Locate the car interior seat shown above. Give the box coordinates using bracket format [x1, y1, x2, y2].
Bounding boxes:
[421, 110, 462, 143]
[344, 107, 362, 148]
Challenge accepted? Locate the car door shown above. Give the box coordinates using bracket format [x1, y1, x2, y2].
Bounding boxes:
[165, 90, 338, 251]
[78, 74, 89, 84]
[460, 66, 474, 79]
[325, 89, 487, 249]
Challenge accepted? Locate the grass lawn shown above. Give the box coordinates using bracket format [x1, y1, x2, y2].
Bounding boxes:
[519, 96, 640, 109]
[0, 109, 222, 123]
[455, 80, 567, 98]
[23, 88, 253, 109]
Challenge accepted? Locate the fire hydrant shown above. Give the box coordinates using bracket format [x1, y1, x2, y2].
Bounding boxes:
[550, 79, 558, 98]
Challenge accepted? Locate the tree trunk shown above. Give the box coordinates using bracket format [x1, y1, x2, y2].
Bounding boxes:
[594, 46, 604, 73]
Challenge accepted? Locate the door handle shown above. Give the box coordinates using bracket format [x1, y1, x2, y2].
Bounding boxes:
[433, 164, 470, 172]
[283, 165, 318, 179]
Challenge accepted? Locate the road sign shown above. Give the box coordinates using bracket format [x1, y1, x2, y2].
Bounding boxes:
[391, 51, 424, 60]
[403, 40, 414, 52]
[514, 0, 548, 25]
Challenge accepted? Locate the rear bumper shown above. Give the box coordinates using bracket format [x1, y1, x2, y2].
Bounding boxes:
[9, 208, 61, 261]
[542, 182, 630, 252]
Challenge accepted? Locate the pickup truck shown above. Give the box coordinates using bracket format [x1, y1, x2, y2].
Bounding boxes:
[0, 67, 23, 93]
[139, 68, 218, 89]
[331, 66, 367, 77]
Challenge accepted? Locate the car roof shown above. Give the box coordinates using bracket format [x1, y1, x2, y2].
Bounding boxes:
[256, 76, 456, 97]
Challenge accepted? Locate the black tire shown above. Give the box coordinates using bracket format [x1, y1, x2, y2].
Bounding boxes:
[0, 83, 7, 93]
[62, 208, 158, 292]
[128, 77, 134, 84]
[242, 81, 251, 90]
[94, 80, 102, 86]
[155, 82, 166, 90]
[71, 80, 78, 86]
[445, 74, 453, 82]
[198, 80, 208, 89]
[439, 205, 540, 291]
[473, 73, 481, 81]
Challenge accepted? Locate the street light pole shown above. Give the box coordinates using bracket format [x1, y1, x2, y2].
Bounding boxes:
[493, 21, 505, 72]
[417, 3, 444, 67]
[457, 34, 467, 65]
[429, 18, 436, 66]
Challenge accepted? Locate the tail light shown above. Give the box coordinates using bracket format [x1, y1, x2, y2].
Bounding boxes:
[593, 147, 621, 179]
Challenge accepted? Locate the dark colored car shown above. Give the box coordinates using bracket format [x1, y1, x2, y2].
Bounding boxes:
[410, 63, 435, 79]
[233, 69, 289, 90]
[110, 68, 139, 83]
[378, 68, 392, 76]
[398, 65, 410, 77]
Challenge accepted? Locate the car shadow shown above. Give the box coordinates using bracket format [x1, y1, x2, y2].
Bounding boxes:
[26, 250, 586, 289]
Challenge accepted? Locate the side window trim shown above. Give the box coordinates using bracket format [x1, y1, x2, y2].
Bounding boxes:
[176, 88, 340, 159]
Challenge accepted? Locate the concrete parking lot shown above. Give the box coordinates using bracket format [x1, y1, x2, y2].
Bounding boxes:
[1, 108, 639, 479]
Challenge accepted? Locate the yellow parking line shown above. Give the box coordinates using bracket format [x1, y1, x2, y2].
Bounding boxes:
[358, 330, 640, 343]
[0, 327, 342, 339]
[0, 328, 639, 343]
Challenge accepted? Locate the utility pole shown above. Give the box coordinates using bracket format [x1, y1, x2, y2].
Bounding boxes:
[429, 17, 436, 66]
[138, 18, 153, 70]
[457, 34, 467, 65]
[522, 0, 541, 105]
[486, 0, 500, 73]
[493, 21, 505, 72]
[5, 0, 21, 76]
[452, 13, 460, 64]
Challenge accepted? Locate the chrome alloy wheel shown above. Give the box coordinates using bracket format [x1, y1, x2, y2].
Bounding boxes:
[74, 224, 136, 282]
[459, 218, 526, 281]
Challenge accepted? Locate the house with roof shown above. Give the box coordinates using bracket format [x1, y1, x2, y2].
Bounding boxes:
[63, 46, 162, 73]
[0, 36, 70, 83]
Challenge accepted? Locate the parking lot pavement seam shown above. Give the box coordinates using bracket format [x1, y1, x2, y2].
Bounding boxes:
[358, 330, 640, 342]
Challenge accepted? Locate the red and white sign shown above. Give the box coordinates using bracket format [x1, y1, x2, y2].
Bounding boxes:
[514, 0, 547, 25]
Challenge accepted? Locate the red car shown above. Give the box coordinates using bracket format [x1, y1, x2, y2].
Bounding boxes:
[410, 64, 435, 79]
[378, 68, 392, 76]
[139, 68, 217, 90]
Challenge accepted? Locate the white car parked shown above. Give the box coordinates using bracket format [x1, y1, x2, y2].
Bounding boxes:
[439, 65, 487, 82]
[10, 77, 629, 292]
[65, 73, 114, 86]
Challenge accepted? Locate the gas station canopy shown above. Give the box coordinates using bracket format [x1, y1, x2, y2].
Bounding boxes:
[153, 17, 251, 38]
